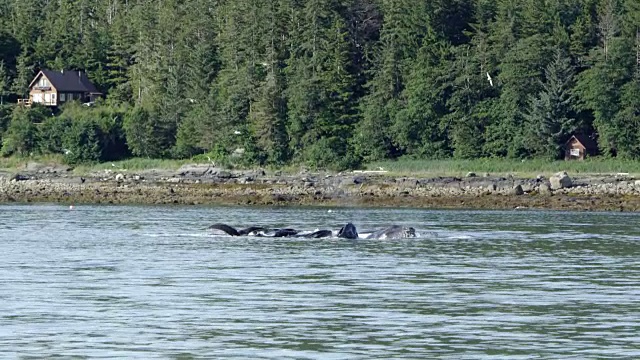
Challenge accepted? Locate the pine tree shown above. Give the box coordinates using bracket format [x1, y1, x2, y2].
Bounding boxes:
[611, 76, 640, 158]
[247, 0, 288, 165]
[574, 0, 633, 156]
[0, 60, 8, 104]
[394, 38, 449, 157]
[523, 49, 578, 159]
[104, 1, 136, 103]
[445, 45, 497, 159]
[355, 0, 429, 161]
[286, 0, 357, 168]
[11, 52, 31, 98]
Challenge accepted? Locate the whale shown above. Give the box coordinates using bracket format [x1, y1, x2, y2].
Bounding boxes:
[337, 222, 358, 239]
[360, 225, 416, 239]
[207, 223, 334, 238]
[207, 223, 416, 239]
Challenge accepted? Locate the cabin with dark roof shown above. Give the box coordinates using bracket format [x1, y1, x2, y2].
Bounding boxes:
[564, 134, 598, 161]
[18, 69, 102, 107]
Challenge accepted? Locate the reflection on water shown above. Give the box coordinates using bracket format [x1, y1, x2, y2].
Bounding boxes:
[1, 205, 639, 358]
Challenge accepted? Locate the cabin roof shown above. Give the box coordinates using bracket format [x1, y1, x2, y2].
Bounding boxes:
[29, 69, 101, 93]
[567, 134, 598, 151]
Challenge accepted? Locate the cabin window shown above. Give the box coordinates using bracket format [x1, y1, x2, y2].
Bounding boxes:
[37, 77, 50, 88]
[60, 93, 66, 101]
[570, 148, 580, 157]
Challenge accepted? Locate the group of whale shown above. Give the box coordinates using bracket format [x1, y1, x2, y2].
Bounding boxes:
[208, 222, 417, 240]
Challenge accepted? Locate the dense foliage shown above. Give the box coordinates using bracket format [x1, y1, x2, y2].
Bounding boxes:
[0, 0, 638, 168]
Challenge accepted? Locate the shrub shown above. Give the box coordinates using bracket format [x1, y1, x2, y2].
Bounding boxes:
[1, 106, 38, 156]
[123, 107, 161, 158]
[304, 136, 359, 171]
[39, 116, 72, 154]
[62, 118, 102, 164]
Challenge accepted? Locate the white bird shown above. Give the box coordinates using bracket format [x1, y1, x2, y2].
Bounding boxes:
[63, 148, 72, 155]
[234, 130, 242, 135]
[486, 72, 493, 87]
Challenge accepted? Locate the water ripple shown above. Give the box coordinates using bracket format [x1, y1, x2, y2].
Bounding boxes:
[0, 205, 639, 358]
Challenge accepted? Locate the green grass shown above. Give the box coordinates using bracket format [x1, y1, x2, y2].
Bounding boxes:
[0, 156, 194, 174]
[364, 157, 640, 177]
[0, 154, 66, 169]
[4, 154, 640, 178]
[76, 158, 193, 172]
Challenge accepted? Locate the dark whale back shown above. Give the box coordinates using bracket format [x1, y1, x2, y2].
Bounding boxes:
[405, 227, 416, 237]
[238, 226, 267, 236]
[299, 229, 333, 238]
[208, 222, 413, 239]
[274, 228, 299, 237]
[338, 223, 358, 239]
[208, 223, 240, 236]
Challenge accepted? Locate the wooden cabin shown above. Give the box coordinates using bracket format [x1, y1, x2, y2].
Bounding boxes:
[18, 69, 102, 107]
[564, 134, 597, 161]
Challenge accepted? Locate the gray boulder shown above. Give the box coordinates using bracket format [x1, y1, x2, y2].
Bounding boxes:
[511, 184, 525, 196]
[538, 182, 552, 194]
[550, 171, 572, 190]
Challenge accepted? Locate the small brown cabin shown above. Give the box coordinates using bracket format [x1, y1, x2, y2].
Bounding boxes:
[18, 69, 102, 107]
[565, 134, 597, 161]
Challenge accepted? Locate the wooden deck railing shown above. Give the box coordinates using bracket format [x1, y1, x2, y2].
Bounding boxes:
[18, 99, 59, 107]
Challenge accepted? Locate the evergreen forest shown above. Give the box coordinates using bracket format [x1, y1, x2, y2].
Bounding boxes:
[0, 0, 639, 169]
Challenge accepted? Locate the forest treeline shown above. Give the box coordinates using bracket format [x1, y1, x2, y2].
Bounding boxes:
[0, 0, 639, 168]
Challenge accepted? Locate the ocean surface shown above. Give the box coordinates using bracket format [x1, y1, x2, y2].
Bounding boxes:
[0, 204, 639, 359]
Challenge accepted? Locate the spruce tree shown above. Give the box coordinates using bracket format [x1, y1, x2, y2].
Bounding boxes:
[356, 0, 429, 161]
[523, 49, 578, 159]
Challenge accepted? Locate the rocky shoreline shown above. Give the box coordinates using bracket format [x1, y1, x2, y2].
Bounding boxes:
[2, 163, 640, 211]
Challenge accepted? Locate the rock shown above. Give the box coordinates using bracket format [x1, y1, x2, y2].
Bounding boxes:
[231, 148, 245, 158]
[550, 171, 572, 190]
[466, 172, 476, 178]
[177, 164, 214, 176]
[10, 174, 30, 181]
[115, 173, 125, 182]
[216, 170, 233, 179]
[511, 184, 524, 196]
[521, 183, 536, 193]
[167, 177, 181, 183]
[536, 174, 545, 181]
[244, 169, 266, 178]
[538, 182, 551, 194]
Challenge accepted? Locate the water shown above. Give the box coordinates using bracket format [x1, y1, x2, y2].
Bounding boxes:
[1, 204, 639, 359]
